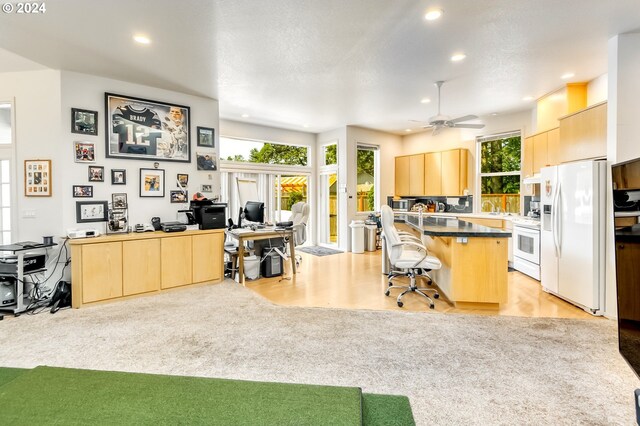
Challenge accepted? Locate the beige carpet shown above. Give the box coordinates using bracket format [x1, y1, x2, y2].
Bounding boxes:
[0, 281, 637, 425]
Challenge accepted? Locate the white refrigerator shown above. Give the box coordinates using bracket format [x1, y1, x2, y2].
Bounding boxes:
[540, 160, 606, 315]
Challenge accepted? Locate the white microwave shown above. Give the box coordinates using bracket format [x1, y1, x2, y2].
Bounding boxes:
[388, 198, 416, 211]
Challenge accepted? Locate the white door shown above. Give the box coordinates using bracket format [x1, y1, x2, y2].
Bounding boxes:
[557, 161, 601, 310]
[540, 166, 558, 293]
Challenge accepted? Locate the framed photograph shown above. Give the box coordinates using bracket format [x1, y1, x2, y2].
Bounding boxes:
[112, 193, 128, 209]
[24, 160, 52, 197]
[177, 173, 189, 187]
[139, 168, 165, 197]
[170, 190, 188, 203]
[71, 108, 98, 136]
[111, 169, 127, 185]
[201, 184, 212, 193]
[74, 141, 96, 163]
[197, 126, 215, 148]
[105, 93, 190, 163]
[196, 152, 217, 171]
[88, 166, 104, 182]
[73, 185, 93, 198]
[76, 201, 108, 223]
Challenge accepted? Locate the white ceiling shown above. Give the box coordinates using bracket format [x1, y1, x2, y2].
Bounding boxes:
[1, 0, 640, 134]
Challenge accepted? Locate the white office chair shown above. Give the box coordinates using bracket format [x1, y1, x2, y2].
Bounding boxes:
[380, 205, 441, 309]
[290, 201, 309, 267]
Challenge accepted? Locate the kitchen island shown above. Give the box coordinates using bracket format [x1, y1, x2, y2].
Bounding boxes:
[395, 214, 512, 309]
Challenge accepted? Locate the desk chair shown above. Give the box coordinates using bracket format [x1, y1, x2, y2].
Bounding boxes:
[380, 205, 441, 309]
[290, 202, 309, 267]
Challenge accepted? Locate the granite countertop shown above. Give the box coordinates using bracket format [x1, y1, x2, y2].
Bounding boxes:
[615, 224, 640, 243]
[395, 213, 512, 238]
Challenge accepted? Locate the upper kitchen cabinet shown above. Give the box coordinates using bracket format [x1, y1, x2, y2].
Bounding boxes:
[559, 102, 607, 163]
[395, 154, 424, 196]
[395, 156, 410, 196]
[532, 131, 548, 173]
[546, 127, 560, 166]
[409, 154, 425, 196]
[613, 159, 640, 190]
[441, 149, 469, 196]
[424, 151, 442, 195]
[522, 136, 534, 178]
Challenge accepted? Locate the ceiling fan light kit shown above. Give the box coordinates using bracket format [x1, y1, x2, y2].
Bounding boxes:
[418, 81, 485, 134]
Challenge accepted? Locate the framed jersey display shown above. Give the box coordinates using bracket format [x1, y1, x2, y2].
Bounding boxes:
[105, 93, 191, 163]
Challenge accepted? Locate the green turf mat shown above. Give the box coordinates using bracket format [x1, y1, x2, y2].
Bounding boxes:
[0, 366, 363, 425]
[0, 367, 28, 388]
[362, 393, 415, 426]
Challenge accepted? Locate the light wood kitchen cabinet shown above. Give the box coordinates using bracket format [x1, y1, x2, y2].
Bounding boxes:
[532, 132, 548, 173]
[613, 159, 640, 190]
[394, 156, 410, 196]
[423, 152, 442, 195]
[80, 242, 123, 304]
[123, 239, 161, 296]
[559, 102, 607, 163]
[441, 149, 468, 196]
[409, 154, 425, 196]
[161, 236, 193, 289]
[546, 128, 560, 167]
[522, 137, 534, 178]
[192, 233, 224, 283]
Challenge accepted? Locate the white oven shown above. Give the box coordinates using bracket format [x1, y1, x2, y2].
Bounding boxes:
[513, 221, 540, 280]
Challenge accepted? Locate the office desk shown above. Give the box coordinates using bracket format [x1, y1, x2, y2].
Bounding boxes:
[225, 228, 296, 284]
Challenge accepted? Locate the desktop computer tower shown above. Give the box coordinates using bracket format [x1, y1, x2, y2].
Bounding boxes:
[261, 251, 283, 278]
[0, 276, 16, 306]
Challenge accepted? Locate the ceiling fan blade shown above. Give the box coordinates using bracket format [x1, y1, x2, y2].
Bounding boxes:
[432, 126, 443, 136]
[448, 114, 478, 124]
[409, 119, 425, 123]
[421, 124, 434, 129]
[452, 123, 485, 129]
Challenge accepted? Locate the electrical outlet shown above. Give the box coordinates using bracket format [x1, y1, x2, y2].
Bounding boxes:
[22, 209, 36, 218]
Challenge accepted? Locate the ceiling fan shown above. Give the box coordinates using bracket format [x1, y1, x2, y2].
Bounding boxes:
[411, 81, 485, 135]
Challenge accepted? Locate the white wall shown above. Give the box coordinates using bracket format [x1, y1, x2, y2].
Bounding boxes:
[604, 33, 640, 318]
[60, 71, 220, 231]
[0, 70, 63, 241]
[587, 73, 608, 106]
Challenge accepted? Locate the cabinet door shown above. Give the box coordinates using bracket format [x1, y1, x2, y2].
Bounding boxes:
[546, 128, 560, 166]
[161, 236, 193, 289]
[559, 103, 607, 162]
[192, 233, 223, 283]
[395, 156, 410, 196]
[81, 242, 122, 303]
[123, 239, 161, 296]
[408, 154, 425, 196]
[532, 132, 548, 173]
[424, 152, 442, 195]
[522, 137, 534, 178]
[441, 149, 461, 195]
[616, 242, 640, 321]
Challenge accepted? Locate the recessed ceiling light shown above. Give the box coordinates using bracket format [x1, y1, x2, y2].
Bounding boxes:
[405, 129, 412, 132]
[133, 34, 151, 45]
[424, 8, 443, 21]
[241, 113, 250, 118]
[451, 53, 466, 62]
[420, 98, 431, 104]
[491, 113, 498, 116]
[303, 124, 309, 128]
[522, 96, 534, 101]
[561, 72, 575, 80]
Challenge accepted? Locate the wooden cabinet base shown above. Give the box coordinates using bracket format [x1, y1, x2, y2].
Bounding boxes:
[69, 230, 224, 308]
[426, 236, 508, 308]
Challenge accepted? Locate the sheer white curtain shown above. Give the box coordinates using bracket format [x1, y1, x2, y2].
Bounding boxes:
[220, 172, 274, 223]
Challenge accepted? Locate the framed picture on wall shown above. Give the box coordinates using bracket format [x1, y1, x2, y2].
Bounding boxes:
[197, 126, 215, 147]
[24, 159, 52, 197]
[139, 168, 165, 197]
[177, 173, 188, 187]
[88, 166, 104, 182]
[170, 190, 188, 203]
[111, 169, 126, 185]
[71, 108, 98, 136]
[76, 201, 108, 223]
[112, 193, 128, 209]
[72, 185, 93, 198]
[73, 141, 96, 163]
[201, 184, 212, 193]
[105, 93, 190, 163]
[196, 152, 217, 171]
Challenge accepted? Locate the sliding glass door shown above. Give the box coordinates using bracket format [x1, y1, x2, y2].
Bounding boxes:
[318, 172, 338, 246]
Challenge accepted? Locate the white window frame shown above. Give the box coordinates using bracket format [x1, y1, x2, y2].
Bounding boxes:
[220, 135, 311, 169]
[0, 99, 17, 244]
[475, 130, 522, 213]
[356, 144, 379, 214]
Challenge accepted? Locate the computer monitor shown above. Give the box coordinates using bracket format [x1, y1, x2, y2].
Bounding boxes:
[244, 201, 265, 224]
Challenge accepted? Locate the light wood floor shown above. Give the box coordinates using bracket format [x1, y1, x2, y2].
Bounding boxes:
[244, 250, 597, 319]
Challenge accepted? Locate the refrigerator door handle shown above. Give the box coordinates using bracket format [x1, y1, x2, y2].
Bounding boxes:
[556, 182, 562, 257]
[552, 182, 560, 257]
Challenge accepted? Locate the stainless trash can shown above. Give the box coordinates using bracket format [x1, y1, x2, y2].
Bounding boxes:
[364, 224, 377, 251]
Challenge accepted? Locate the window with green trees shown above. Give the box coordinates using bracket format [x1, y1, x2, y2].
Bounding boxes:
[357, 146, 377, 212]
[478, 132, 521, 213]
[220, 137, 308, 166]
[324, 144, 337, 166]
